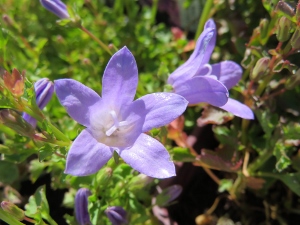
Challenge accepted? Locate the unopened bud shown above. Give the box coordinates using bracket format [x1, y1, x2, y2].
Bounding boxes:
[96, 167, 112, 185]
[155, 185, 182, 207]
[0, 109, 35, 137]
[105, 206, 127, 225]
[23, 78, 54, 127]
[276, 16, 292, 42]
[251, 57, 270, 80]
[259, 19, 269, 42]
[75, 188, 91, 225]
[128, 174, 153, 192]
[3, 68, 25, 97]
[2, 15, 13, 26]
[39, 0, 70, 19]
[291, 27, 300, 49]
[1, 201, 25, 221]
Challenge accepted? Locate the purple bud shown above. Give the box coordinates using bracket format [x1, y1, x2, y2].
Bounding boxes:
[75, 188, 92, 225]
[23, 78, 54, 127]
[105, 206, 127, 225]
[155, 185, 183, 207]
[40, 0, 70, 19]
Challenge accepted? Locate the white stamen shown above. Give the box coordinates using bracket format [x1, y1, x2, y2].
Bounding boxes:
[202, 64, 213, 76]
[106, 125, 118, 136]
[105, 110, 129, 136]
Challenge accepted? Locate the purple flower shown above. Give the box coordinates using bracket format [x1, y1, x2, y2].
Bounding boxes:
[168, 19, 254, 119]
[23, 78, 54, 127]
[75, 188, 91, 225]
[40, 0, 70, 19]
[55, 47, 188, 178]
[105, 206, 127, 225]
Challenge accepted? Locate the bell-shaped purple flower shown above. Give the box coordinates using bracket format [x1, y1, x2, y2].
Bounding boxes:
[55, 47, 188, 178]
[40, 0, 70, 19]
[75, 188, 91, 225]
[168, 19, 254, 119]
[23, 78, 54, 127]
[105, 206, 127, 225]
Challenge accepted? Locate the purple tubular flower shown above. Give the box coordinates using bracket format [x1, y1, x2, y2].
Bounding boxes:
[168, 19, 254, 119]
[23, 78, 54, 127]
[105, 206, 127, 225]
[40, 0, 70, 19]
[75, 188, 91, 225]
[55, 46, 188, 178]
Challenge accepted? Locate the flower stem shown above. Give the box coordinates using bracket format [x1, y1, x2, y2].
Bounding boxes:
[80, 26, 112, 55]
[195, 0, 214, 40]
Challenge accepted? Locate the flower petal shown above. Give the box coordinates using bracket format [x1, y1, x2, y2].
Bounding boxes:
[219, 98, 254, 119]
[55, 79, 101, 127]
[129, 93, 188, 132]
[211, 61, 242, 90]
[174, 76, 229, 106]
[118, 134, 175, 179]
[168, 20, 216, 86]
[102, 47, 138, 109]
[65, 129, 113, 176]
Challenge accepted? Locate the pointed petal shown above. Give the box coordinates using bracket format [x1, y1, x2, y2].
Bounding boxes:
[129, 93, 188, 132]
[168, 21, 216, 85]
[211, 61, 242, 90]
[204, 18, 216, 29]
[219, 98, 254, 119]
[65, 129, 113, 176]
[118, 134, 175, 179]
[55, 79, 101, 127]
[174, 76, 229, 107]
[102, 47, 138, 109]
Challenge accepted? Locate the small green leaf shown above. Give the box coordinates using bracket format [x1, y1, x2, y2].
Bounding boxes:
[171, 147, 195, 162]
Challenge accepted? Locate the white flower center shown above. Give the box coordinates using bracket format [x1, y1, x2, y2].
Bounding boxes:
[89, 108, 137, 148]
[105, 110, 130, 136]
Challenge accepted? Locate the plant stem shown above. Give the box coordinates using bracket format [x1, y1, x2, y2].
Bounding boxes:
[80, 26, 112, 55]
[195, 0, 214, 40]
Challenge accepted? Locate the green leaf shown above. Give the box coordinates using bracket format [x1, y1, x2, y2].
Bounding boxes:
[29, 160, 46, 183]
[273, 142, 292, 172]
[277, 173, 300, 197]
[38, 144, 54, 161]
[255, 110, 279, 138]
[171, 147, 195, 162]
[218, 179, 233, 193]
[25, 186, 57, 225]
[0, 209, 25, 225]
[0, 161, 19, 184]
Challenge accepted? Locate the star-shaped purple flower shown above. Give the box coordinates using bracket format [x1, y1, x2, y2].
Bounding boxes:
[55, 47, 188, 178]
[168, 19, 254, 119]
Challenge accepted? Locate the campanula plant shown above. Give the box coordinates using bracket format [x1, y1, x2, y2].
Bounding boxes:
[55, 47, 188, 178]
[168, 19, 254, 119]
